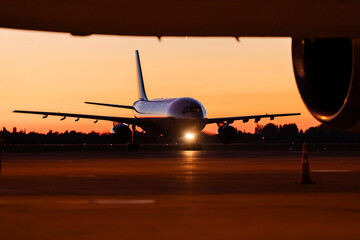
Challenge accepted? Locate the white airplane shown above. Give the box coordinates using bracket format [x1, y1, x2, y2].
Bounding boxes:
[14, 50, 300, 148]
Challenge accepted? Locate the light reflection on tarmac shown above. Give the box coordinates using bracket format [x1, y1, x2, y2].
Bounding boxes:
[0, 150, 360, 240]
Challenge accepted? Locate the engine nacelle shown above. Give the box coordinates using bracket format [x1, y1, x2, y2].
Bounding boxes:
[217, 125, 237, 144]
[292, 38, 360, 132]
[111, 124, 132, 143]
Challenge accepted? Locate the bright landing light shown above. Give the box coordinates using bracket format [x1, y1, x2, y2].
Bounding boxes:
[185, 133, 195, 140]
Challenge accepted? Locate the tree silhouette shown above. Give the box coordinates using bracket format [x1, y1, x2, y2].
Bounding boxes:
[0, 124, 359, 144]
[279, 124, 299, 142]
[260, 123, 279, 141]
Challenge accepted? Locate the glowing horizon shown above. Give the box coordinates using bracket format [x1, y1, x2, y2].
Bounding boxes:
[0, 29, 319, 134]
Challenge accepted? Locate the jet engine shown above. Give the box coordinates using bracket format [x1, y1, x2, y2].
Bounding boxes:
[292, 38, 360, 132]
[111, 123, 132, 143]
[217, 125, 237, 144]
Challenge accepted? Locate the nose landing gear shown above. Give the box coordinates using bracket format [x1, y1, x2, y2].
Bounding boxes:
[128, 124, 140, 151]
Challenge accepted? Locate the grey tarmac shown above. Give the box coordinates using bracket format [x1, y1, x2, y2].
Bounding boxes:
[0, 150, 360, 240]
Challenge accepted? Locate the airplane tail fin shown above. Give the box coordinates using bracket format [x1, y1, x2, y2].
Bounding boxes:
[135, 50, 148, 101]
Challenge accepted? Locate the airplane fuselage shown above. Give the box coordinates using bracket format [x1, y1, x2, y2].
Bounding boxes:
[133, 97, 207, 137]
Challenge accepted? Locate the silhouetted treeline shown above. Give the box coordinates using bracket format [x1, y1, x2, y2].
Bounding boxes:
[0, 128, 114, 144]
[0, 124, 359, 144]
[254, 123, 360, 143]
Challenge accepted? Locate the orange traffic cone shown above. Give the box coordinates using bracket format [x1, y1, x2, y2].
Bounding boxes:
[298, 143, 314, 184]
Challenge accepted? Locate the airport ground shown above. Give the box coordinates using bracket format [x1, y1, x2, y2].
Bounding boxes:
[0, 146, 360, 239]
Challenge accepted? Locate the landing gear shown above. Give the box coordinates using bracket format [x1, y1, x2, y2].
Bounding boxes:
[128, 142, 140, 151]
[128, 142, 134, 151]
[128, 125, 140, 151]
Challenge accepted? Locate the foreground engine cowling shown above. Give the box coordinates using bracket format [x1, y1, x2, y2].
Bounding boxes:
[217, 125, 237, 144]
[111, 124, 132, 143]
[292, 38, 360, 132]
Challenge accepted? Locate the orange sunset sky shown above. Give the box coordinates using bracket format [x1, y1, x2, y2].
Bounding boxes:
[0, 29, 319, 134]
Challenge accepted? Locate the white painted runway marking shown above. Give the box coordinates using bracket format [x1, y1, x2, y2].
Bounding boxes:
[312, 170, 351, 173]
[65, 174, 97, 178]
[93, 199, 155, 205]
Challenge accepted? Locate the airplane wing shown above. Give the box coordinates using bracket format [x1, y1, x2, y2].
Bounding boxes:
[13, 110, 139, 125]
[206, 113, 301, 125]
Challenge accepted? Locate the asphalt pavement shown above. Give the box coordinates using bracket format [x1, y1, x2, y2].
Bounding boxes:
[0, 150, 359, 240]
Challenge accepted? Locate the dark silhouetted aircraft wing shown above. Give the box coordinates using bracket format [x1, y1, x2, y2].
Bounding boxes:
[13, 110, 139, 124]
[206, 113, 300, 124]
[1, 1, 360, 37]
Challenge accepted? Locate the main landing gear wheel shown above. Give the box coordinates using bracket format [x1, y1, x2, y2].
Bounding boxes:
[128, 143, 133, 151]
[128, 142, 140, 151]
[133, 143, 140, 151]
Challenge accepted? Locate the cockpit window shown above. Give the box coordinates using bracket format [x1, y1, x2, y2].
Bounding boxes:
[183, 106, 202, 113]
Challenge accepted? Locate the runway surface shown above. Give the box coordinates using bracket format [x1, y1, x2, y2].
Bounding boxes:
[1, 150, 360, 239]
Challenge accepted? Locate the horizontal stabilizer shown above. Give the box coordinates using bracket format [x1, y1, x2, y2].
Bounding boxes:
[85, 102, 134, 109]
